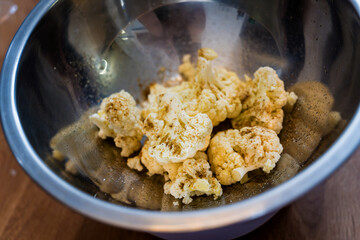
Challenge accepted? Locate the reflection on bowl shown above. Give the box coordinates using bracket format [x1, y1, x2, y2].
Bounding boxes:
[1, 0, 360, 239]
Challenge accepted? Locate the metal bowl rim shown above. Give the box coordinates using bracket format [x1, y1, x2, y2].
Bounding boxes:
[1, 0, 360, 233]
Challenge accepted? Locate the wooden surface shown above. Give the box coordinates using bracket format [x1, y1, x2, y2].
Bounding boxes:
[0, 1, 359, 239]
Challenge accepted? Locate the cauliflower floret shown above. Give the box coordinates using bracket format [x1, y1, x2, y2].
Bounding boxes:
[144, 48, 246, 126]
[126, 156, 144, 172]
[141, 83, 167, 119]
[65, 160, 78, 175]
[284, 91, 298, 113]
[324, 111, 341, 135]
[143, 92, 212, 163]
[231, 67, 296, 134]
[114, 136, 142, 157]
[183, 48, 246, 125]
[170, 83, 229, 126]
[163, 162, 182, 182]
[208, 127, 283, 185]
[178, 54, 196, 81]
[164, 152, 222, 204]
[127, 145, 222, 204]
[127, 140, 165, 176]
[89, 90, 143, 157]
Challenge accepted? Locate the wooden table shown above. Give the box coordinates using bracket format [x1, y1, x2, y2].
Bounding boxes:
[0, 1, 359, 239]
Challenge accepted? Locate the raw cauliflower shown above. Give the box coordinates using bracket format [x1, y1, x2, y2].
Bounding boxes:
[144, 48, 246, 126]
[127, 146, 222, 204]
[127, 139, 180, 180]
[208, 127, 283, 185]
[231, 67, 296, 134]
[143, 92, 212, 164]
[127, 140, 165, 176]
[164, 152, 222, 204]
[178, 54, 196, 81]
[87, 50, 294, 204]
[89, 90, 143, 157]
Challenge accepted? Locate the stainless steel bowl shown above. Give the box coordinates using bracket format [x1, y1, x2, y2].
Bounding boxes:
[1, 0, 360, 239]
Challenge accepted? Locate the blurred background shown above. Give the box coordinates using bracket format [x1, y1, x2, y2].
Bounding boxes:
[0, 1, 359, 239]
[0, 1, 20, 68]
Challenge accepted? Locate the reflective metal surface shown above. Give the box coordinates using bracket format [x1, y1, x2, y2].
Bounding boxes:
[1, 0, 360, 235]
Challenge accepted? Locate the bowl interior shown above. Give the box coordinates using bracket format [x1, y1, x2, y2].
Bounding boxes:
[14, 0, 360, 211]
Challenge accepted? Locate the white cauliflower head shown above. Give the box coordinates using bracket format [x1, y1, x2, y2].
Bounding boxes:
[89, 90, 143, 157]
[231, 67, 295, 134]
[127, 145, 223, 204]
[127, 140, 165, 176]
[186, 48, 245, 124]
[208, 127, 283, 185]
[178, 54, 196, 81]
[143, 92, 213, 164]
[164, 152, 222, 204]
[284, 91, 298, 113]
[144, 48, 246, 127]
